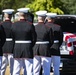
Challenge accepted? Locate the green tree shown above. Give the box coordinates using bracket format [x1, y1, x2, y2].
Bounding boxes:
[62, 0, 76, 14]
[26, 0, 64, 14]
[0, 0, 34, 13]
[0, 0, 15, 9]
[0, 0, 15, 13]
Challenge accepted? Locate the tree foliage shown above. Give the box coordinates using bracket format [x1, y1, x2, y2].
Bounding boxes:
[0, 0, 15, 13]
[26, 0, 64, 14]
[0, 0, 76, 15]
[0, 0, 33, 13]
[62, 0, 76, 14]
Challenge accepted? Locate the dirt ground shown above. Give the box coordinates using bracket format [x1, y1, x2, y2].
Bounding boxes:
[5, 66, 23, 75]
[5, 66, 10, 75]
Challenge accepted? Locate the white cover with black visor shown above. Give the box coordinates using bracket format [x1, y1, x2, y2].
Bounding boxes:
[46, 13, 57, 18]
[36, 10, 47, 16]
[2, 9, 14, 14]
[17, 8, 30, 13]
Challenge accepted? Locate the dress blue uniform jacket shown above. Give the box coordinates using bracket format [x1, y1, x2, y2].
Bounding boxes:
[2, 20, 14, 53]
[11, 19, 37, 58]
[45, 22, 63, 56]
[33, 22, 54, 57]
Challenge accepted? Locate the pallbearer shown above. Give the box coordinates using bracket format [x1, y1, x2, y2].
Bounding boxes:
[1, 9, 14, 75]
[33, 11, 54, 75]
[11, 8, 36, 75]
[45, 13, 63, 75]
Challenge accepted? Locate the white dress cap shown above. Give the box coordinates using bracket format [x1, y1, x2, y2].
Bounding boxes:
[36, 10, 47, 16]
[46, 13, 57, 18]
[2, 9, 14, 14]
[17, 8, 30, 13]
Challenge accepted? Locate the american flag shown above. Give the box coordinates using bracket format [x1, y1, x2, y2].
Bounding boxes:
[63, 32, 76, 55]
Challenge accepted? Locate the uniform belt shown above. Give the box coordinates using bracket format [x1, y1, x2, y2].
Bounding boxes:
[36, 41, 49, 44]
[54, 40, 59, 43]
[6, 38, 12, 41]
[15, 41, 31, 43]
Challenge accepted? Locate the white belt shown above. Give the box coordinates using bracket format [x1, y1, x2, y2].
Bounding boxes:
[15, 41, 31, 43]
[36, 41, 49, 44]
[54, 40, 59, 43]
[6, 38, 12, 41]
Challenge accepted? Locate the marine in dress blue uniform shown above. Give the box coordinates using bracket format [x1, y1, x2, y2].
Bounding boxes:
[1, 9, 14, 75]
[11, 8, 36, 75]
[45, 13, 63, 75]
[0, 25, 6, 73]
[15, 9, 34, 75]
[33, 11, 54, 75]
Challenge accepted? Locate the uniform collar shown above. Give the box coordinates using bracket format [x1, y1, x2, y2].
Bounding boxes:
[20, 19, 26, 21]
[38, 22, 44, 24]
[5, 19, 11, 21]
